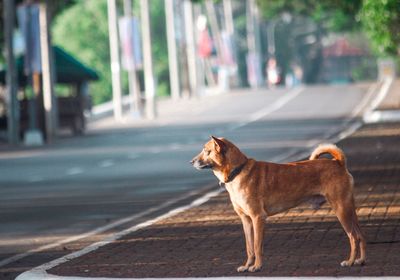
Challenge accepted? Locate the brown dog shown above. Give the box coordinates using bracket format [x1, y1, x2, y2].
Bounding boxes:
[191, 136, 366, 272]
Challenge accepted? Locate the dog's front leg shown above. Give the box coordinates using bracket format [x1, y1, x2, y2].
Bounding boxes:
[237, 214, 254, 272]
[248, 215, 264, 272]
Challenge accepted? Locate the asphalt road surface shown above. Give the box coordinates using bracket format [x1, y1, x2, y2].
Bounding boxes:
[0, 83, 375, 278]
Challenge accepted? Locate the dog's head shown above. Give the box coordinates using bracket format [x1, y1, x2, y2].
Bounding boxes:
[190, 136, 228, 170]
[191, 136, 246, 172]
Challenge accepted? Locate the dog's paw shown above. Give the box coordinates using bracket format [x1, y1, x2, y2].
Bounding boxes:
[237, 265, 249, 273]
[248, 264, 262, 272]
[355, 258, 365, 266]
[340, 260, 354, 267]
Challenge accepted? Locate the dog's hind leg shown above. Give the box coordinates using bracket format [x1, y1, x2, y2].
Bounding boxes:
[353, 215, 366, 265]
[237, 213, 255, 272]
[332, 197, 361, 267]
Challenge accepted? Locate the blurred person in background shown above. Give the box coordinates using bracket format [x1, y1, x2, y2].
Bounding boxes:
[266, 57, 281, 88]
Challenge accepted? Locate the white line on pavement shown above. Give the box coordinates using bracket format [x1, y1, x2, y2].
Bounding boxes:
[229, 86, 304, 131]
[66, 167, 84, 176]
[1, 181, 217, 269]
[15, 188, 223, 280]
[363, 77, 395, 123]
[350, 82, 380, 118]
[98, 159, 115, 168]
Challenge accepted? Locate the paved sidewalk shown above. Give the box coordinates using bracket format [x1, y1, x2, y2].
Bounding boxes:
[43, 120, 400, 278]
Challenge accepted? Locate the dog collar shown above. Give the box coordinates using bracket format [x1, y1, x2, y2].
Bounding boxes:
[220, 161, 247, 188]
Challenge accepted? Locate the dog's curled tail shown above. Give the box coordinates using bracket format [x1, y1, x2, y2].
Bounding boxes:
[309, 143, 346, 166]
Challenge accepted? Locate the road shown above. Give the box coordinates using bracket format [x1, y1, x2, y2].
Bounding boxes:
[0, 83, 374, 277]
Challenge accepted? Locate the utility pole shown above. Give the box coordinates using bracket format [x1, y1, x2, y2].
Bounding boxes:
[223, 0, 239, 87]
[140, 0, 157, 119]
[246, 0, 255, 58]
[165, 0, 180, 100]
[183, 0, 197, 97]
[123, 0, 142, 117]
[39, 2, 56, 142]
[107, 0, 123, 121]
[223, 0, 234, 35]
[246, 0, 263, 88]
[3, 0, 19, 145]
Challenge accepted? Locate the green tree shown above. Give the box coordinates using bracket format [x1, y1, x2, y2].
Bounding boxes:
[52, 0, 111, 105]
[257, 0, 362, 32]
[359, 0, 400, 56]
[256, 0, 367, 83]
[52, 0, 170, 105]
[148, 1, 169, 97]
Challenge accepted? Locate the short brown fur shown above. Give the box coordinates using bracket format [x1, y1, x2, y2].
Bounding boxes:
[191, 137, 366, 272]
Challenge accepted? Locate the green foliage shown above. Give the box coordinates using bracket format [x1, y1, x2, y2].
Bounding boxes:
[52, 0, 111, 105]
[257, 0, 362, 32]
[359, 0, 400, 56]
[52, 0, 171, 105]
[257, 0, 400, 57]
[149, 1, 170, 97]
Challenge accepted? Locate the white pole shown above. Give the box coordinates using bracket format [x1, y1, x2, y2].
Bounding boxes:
[183, 0, 197, 97]
[205, 0, 223, 60]
[247, 0, 262, 88]
[165, 0, 180, 100]
[39, 3, 56, 142]
[107, 0, 123, 121]
[140, 0, 157, 119]
[123, 0, 142, 117]
[246, 0, 255, 54]
[223, 0, 234, 35]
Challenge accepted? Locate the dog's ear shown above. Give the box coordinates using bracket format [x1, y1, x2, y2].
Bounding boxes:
[211, 136, 226, 153]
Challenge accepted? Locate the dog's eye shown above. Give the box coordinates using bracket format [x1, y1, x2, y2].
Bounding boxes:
[204, 149, 211, 155]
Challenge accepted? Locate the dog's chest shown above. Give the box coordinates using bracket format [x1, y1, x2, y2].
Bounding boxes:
[225, 183, 253, 214]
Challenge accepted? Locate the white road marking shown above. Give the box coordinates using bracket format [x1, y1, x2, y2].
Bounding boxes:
[229, 86, 304, 131]
[66, 167, 84, 176]
[332, 79, 391, 143]
[363, 77, 395, 123]
[366, 77, 393, 113]
[98, 159, 115, 168]
[350, 82, 380, 118]
[364, 109, 400, 123]
[2, 181, 218, 269]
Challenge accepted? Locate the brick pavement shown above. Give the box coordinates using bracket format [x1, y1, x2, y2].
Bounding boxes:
[45, 121, 400, 277]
